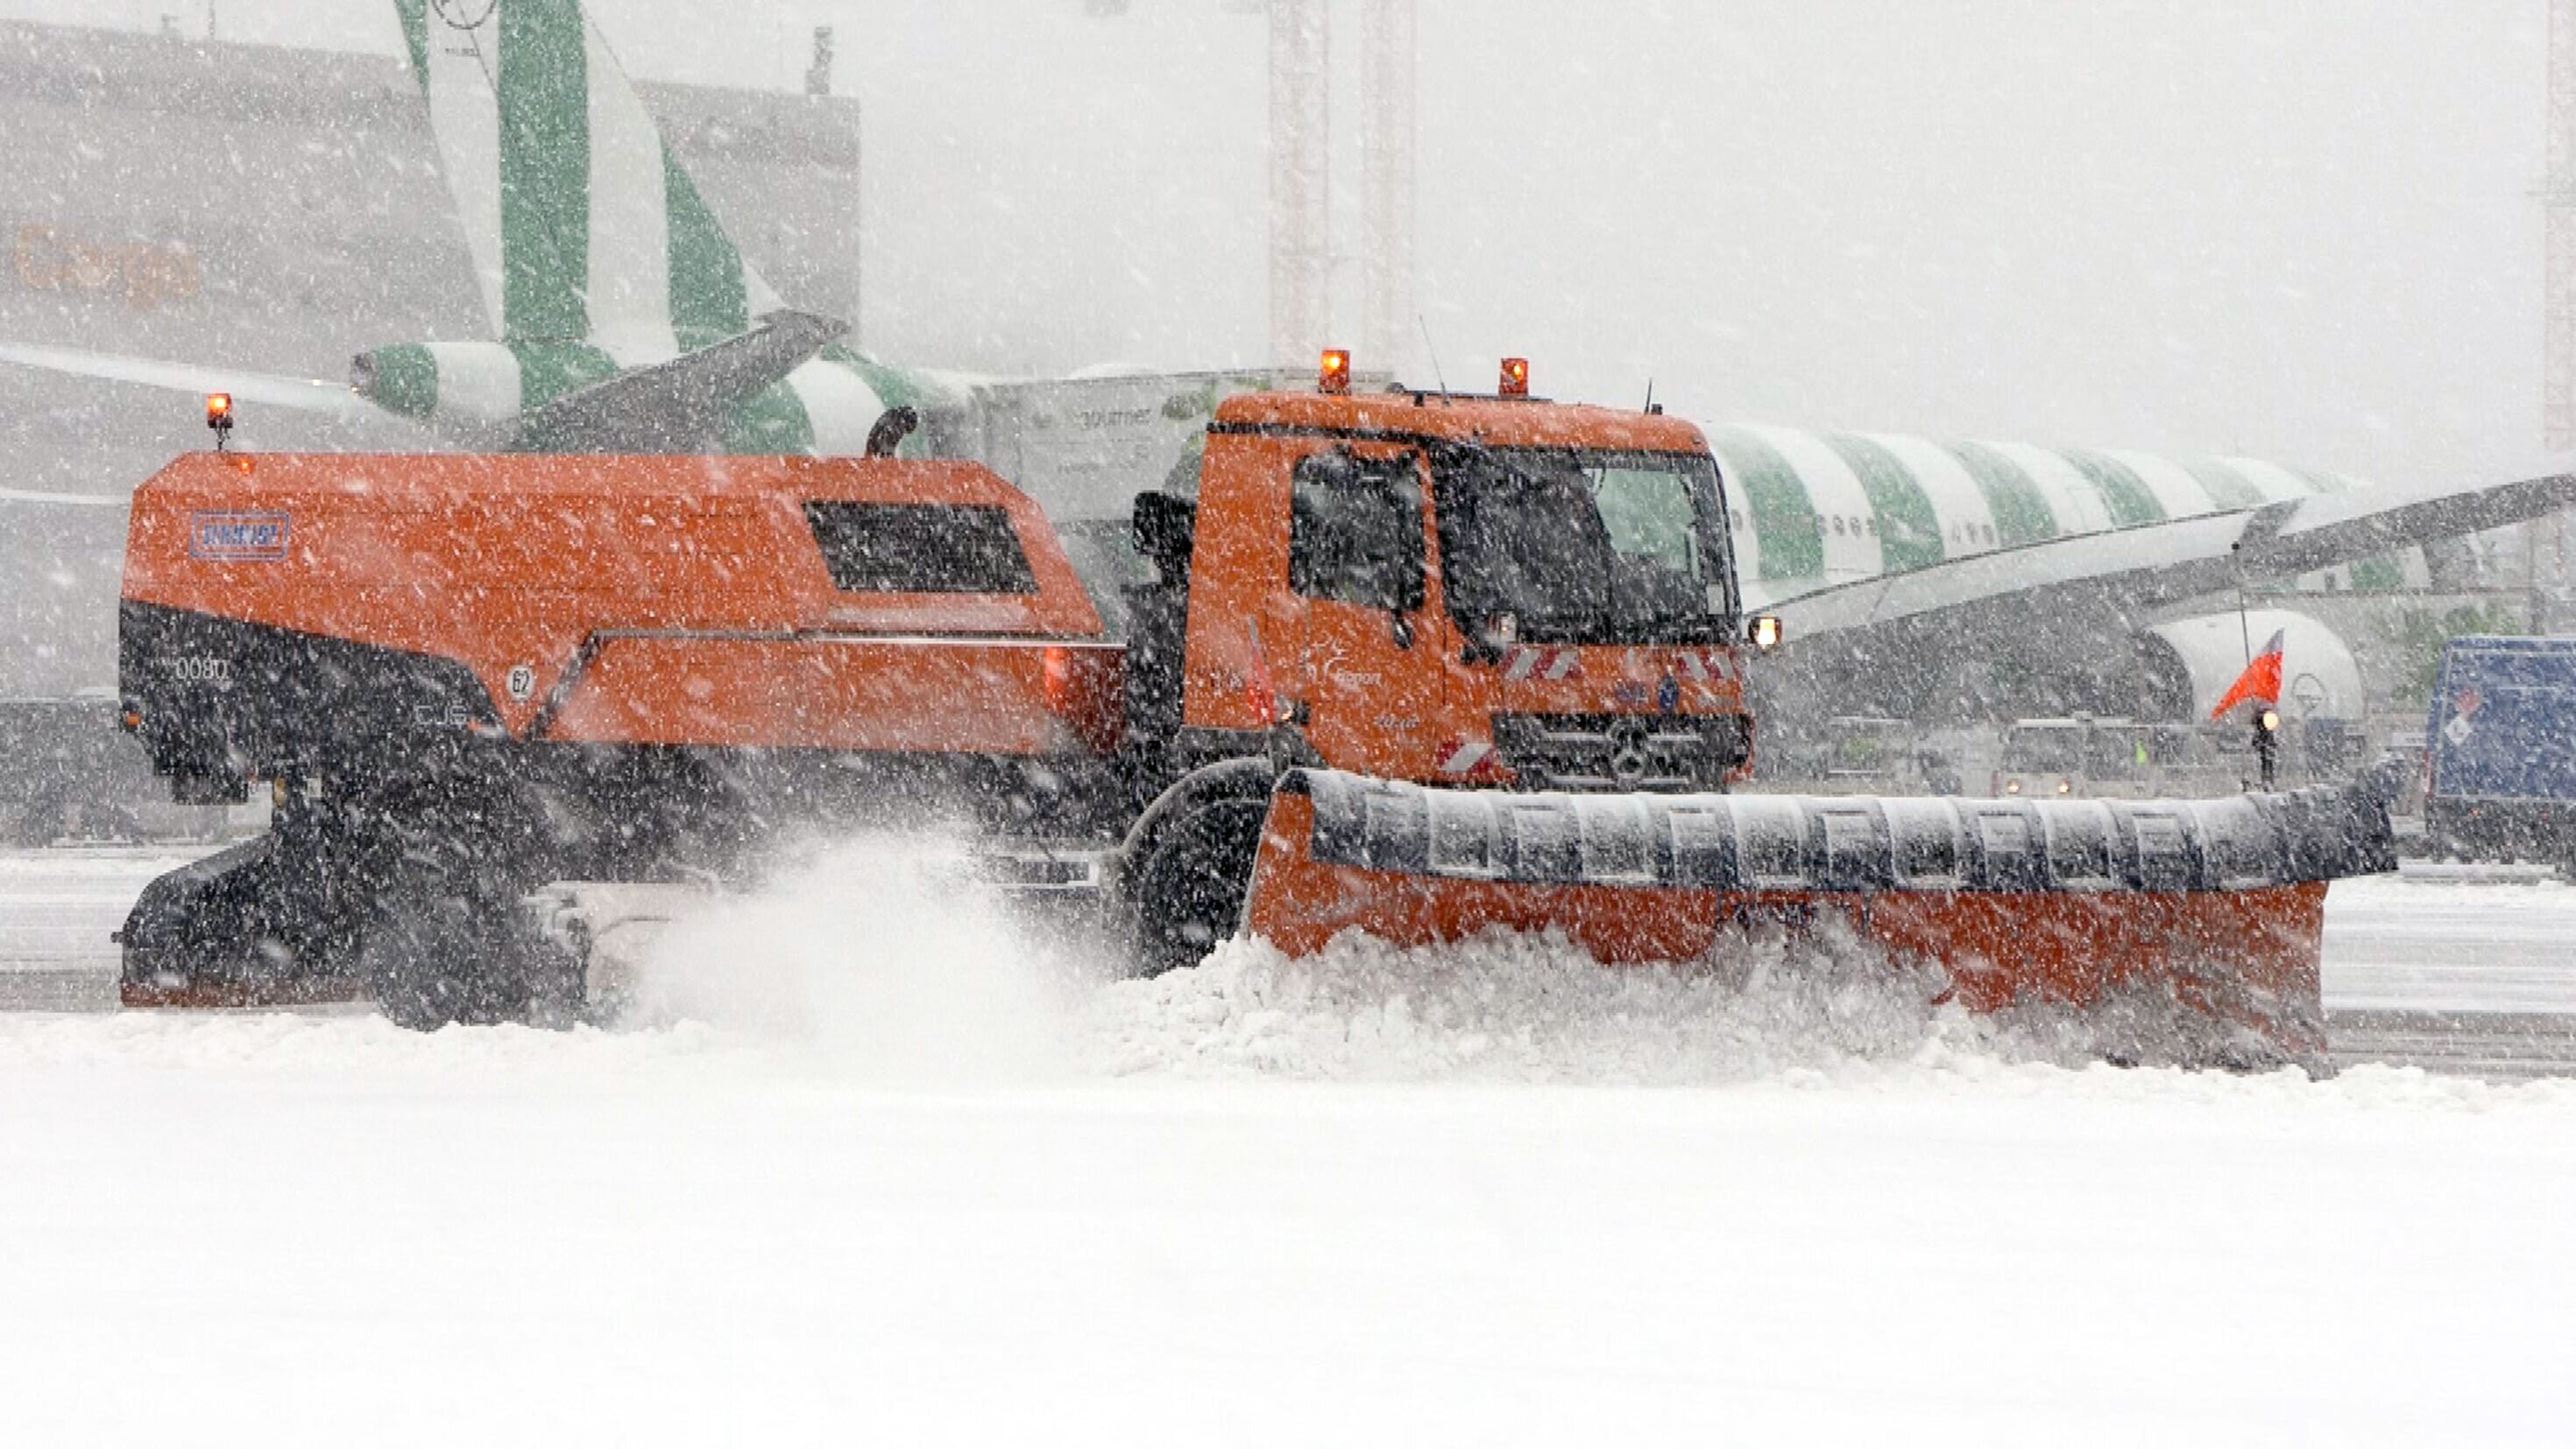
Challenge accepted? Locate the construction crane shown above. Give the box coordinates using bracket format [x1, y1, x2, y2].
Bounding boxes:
[2550, 0, 2576, 450]
[1086, 0, 1415, 371]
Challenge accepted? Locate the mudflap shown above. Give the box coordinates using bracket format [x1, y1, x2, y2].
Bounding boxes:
[118, 833, 368, 1009]
[1242, 769, 2389, 1066]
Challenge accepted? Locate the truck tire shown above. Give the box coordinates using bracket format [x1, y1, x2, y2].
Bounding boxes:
[1125, 795, 1268, 976]
[360, 887, 534, 1031]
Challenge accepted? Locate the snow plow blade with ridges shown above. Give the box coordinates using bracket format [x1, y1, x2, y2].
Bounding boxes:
[1242, 766, 2404, 1065]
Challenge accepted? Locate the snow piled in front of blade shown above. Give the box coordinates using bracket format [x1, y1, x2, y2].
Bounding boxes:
[591, 842, 2134, 1085]
[574, 842, 2352, 1087]
[1083, 926, 1956, 1083]
[602, 844, 2083, 1086]
[1081, 921, 2278, 1085]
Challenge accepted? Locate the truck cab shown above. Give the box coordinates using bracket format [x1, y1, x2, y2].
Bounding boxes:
[1994, 716, 2160, 799]
[1125, 381, 1758, 794]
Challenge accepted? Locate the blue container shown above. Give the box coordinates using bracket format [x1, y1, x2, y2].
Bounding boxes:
[2424, 636, 2576, 861]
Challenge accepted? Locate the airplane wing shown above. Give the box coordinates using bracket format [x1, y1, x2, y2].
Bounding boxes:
[1773, 456, 2576, 662]
[0, 342, 374, 418]
[0, 487, 126, 508]
[512, 310, 850, 452]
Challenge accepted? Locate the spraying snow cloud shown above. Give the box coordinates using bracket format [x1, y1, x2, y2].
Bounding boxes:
[623, 835, 1097, 1085]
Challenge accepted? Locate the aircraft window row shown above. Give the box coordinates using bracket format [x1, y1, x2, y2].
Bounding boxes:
[1716, 511, 1999, 550]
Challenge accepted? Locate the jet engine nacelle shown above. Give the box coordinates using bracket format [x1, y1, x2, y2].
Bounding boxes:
[350, 341, 619, 445]
[2138, 609, 2364, 723]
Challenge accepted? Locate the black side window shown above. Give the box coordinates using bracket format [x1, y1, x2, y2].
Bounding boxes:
[804, 502, 1038, 594]
[1289, 451, 1426, 612]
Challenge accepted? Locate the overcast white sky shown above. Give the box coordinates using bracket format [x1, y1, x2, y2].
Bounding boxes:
[1, 0, 2551, 484]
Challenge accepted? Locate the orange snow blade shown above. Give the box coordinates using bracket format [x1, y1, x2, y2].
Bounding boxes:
[1244, 770, 2402, 1064]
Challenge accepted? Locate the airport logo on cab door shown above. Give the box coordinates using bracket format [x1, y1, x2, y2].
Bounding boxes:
[189, 512, 292, 562]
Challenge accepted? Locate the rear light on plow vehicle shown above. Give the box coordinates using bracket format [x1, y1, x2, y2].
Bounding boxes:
[1044, 645, 1127, 753]
[1043, 645, 1073, 712]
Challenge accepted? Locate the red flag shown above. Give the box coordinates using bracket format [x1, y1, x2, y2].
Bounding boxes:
[2210, 628, 2287, 720]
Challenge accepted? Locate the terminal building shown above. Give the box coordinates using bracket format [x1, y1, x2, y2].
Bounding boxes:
[0, 18, 861, 696]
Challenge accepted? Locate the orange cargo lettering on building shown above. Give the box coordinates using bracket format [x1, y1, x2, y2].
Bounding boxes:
[14, 223, 203, 311]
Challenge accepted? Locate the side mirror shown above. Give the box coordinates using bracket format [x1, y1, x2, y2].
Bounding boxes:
[1747, 614, 1783, 653]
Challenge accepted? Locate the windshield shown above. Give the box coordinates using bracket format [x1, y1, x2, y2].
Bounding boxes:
[1433, 448, 1737, 644]
[2004, 727, 2084, 774]
[2085, 728, 2148, 780]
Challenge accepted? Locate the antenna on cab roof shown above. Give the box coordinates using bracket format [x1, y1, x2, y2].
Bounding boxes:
[1415, 315, 1449, 400]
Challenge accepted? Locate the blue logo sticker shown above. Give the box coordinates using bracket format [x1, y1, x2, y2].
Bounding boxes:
[188, 511, 291, 562]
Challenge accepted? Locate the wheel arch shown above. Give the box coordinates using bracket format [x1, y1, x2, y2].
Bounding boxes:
[1112, 755, 1278, 899]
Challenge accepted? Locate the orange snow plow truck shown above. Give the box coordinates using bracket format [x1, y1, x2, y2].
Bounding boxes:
[114, 369, 2396, 1062]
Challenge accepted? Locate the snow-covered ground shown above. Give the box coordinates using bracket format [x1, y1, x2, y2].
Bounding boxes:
[6, 1017, 2572, 1445]
[3, 845, 2573, 1442]
[0, 845, 203, 1010]
[2325, 873, 2576, 1013]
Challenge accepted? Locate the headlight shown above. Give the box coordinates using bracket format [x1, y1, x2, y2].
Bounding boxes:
[1747, 614, 1783, 653]
[2005, 779, 2022, 795]
[2056, 779, 2073, 795]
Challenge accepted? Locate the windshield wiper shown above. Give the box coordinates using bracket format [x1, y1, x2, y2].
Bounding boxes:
[1611, 612, 1730, 641]
[1489, 608, 1729, 645]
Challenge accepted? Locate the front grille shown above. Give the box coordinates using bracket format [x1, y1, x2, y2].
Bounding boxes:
[1491, 713, 1750, 791]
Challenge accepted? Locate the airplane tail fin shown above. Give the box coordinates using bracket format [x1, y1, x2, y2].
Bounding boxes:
[393, 0, 783, 358]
